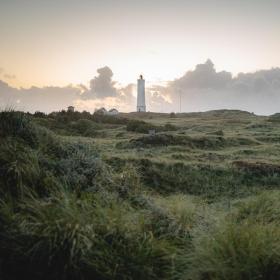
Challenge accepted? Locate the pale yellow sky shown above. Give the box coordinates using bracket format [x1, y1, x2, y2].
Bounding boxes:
[0, 0, 280, 88]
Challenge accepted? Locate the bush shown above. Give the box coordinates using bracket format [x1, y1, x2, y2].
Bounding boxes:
[232, 161, 280, 177]
[127, 120, 178, 134]
[56, 142, 109, 193]
[127, 119, 157, 133]
[70, 119, 101, 137]
[129, 134, 259, 149]
[129, 134, 226, 149]
[0, 110, 38, 147]
[0, 140, 40, 198]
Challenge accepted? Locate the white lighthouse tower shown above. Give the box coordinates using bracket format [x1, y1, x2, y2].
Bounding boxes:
[137, 75, 146, 112]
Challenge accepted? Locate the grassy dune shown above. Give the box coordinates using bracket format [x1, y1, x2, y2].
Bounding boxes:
[1, 109, 280, 279]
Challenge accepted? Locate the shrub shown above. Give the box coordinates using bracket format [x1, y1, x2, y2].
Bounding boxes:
[129, 134, 259, 149]
[92, 113, 128, 125]
[56, 142, 109, 193]
[129, 134, 227, 149]
[232, 161, 280, 176]
[127, 119, 157, 133]
[0, 110, 38, 147]
[0, 140, 40, 198]
[70, 119, 101, 137]
[127, 120, 178, 134]
[34, 111, 46, 118]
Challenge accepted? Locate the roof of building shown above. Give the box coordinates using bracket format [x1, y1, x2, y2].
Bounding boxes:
[96, 107, 107, 112]
[109, 108, 118, 112]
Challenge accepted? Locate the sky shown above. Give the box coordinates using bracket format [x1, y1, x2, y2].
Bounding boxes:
[0, 0, 280, 114]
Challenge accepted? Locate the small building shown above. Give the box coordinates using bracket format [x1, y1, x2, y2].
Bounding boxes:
[107, 108, 119, 116]
[67, 106, 75, 112]
[95, 107, 107, 115]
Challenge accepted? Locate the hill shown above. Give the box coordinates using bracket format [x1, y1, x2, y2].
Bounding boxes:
[1, 109, 280, 279]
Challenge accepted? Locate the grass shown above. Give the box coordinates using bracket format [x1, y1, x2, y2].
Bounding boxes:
[1, 109, 280, 279]
[187, 221, 280, 280]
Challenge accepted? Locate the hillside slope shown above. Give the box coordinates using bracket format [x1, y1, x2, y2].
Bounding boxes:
[1, 109, 280, 280]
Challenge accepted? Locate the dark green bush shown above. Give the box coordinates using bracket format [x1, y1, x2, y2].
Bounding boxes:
[0, 110, 38, 147]
[129, 134, 226, 149]
[129, 134, 259, 149]
[70, 119, 101, 136]
[127, 119, 157, 133]
[0, 140, 40, 198]
[127, 120, 178, 134]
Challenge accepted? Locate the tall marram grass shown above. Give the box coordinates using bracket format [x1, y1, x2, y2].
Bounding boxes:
[0, 109, 38, 147]
[185, 191, 280, 280]
[2, 110, 280, 280]
[187, 222, 280, 280]
[0, 140, 40, 198]
[0, 189, 183, 280]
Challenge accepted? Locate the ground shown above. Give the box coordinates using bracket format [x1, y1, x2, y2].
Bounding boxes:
[1, 109, 280, 280]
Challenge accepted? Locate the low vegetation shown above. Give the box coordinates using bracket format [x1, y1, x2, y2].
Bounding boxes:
[1, 109, 280, 279]
[126, 119, 177, 134]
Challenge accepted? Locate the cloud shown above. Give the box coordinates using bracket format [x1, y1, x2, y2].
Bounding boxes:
[153, 60, 280, 115]
[78, 67, 135, 112]
[1, 62, 280, 115]
[0, 66, 136, 113]
[172, 59, 232, 90]
[76, 83, 136, 112]
[0, 81, 81, 113]
[82, 66, 117, 99]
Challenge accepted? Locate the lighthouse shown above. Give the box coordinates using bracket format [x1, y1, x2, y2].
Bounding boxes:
[137, 75, 146, 112]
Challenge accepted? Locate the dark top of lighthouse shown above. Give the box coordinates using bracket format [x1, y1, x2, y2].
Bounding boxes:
[140, 75, 143, 80]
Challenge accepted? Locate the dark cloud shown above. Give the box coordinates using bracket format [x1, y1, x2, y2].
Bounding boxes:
[172, 59, 232, 90]
[232, 68, 280, 93]
[154, 60, 280, 115]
